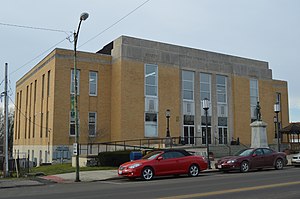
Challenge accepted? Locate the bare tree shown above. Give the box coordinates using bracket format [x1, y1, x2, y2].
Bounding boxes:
[0, 107, 14, 158]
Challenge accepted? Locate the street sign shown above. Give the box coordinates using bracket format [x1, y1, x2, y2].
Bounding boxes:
[73, 143, 77, 155]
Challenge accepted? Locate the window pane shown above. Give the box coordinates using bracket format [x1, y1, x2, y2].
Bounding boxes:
[89, 72, 97, 96]
[145, 124, 157, 137]
[183, 81, 193, 90]
[182, 71, 194, 81]
[145, 113, 157, 122]
[90, 84, 96, 95]
[146, 65, 156, 75]
[146, 85, 157, 96]
[200, 73, 210, 83]
[217, 75, 226, 85]
[217, 85, 225, 93]
[218, 94, 226, 103]
[200, 92, 210, 101]
[146, 75, 156, 85]
[200, 84, 209, 92]
[183, 90, 193, 100]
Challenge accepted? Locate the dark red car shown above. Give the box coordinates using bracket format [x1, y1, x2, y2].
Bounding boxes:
[118, 149, 208, 180]
[215, 148, 287, 173]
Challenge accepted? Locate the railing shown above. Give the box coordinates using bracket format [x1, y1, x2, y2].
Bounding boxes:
[79, 136, 204, 155]
[79, 136, 250, 156]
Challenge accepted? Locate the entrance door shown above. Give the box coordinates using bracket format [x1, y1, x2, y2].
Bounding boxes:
[218, 127, 228, 144]
[184, 125, 195, 144]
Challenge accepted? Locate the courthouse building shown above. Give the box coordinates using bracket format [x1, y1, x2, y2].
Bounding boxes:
[13, 36, 289, 165]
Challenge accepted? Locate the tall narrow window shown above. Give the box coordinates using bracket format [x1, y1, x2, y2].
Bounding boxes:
[89, 71, 97, 96]
[70, 69, 80, 95]
[200, 73, 212, 145]
[250, 79, 259, 121]
[182, 71, 194, 101]
[33, 80, 37, 138]
[15, 93, 19, 140]
[25, 86, 29, 139]
[145, 64, 158, 97]
[144, 64, 158, 137]
[42, 74, 45, 99]
[217, 75, 227, 104]
[88, 112, 97, 136]
[45, 111, 49, 137]
[40, 113, 43, 138]
[47, 70, 51, 97]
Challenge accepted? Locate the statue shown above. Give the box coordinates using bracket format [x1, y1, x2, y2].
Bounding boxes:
[256, 101, 262, 121]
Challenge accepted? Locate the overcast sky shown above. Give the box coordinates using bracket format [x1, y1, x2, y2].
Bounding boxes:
[1, 0, 299, 122]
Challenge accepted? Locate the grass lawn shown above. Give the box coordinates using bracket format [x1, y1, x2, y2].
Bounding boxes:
[29, 164, 117, 176]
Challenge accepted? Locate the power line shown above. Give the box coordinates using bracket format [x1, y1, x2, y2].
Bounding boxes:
[0, 22, 71, 35]
[79, 0, 151, 48]
[9, 35, 72, 76]
[8, 96, 48, 131]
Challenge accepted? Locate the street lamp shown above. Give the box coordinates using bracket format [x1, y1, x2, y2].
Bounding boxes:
[165, 109, 171, 137]
[74, 12, 89, 182]
[202, 98, 211, 169]
[274, 102, 281, 152]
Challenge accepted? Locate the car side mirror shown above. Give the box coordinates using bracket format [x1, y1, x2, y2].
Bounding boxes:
[252, 154, 257, 157]
[157, 156, 163, 161]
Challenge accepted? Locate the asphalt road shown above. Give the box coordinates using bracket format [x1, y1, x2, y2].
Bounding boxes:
[1, 167, 300, 199]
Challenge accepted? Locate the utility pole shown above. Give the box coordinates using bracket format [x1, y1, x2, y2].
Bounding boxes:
[4, 63, 9, 177]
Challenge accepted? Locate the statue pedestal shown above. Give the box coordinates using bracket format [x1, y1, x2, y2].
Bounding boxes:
[250, 121, 269, 148]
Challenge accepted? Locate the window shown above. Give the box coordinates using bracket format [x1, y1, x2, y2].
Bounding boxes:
[42, 74, 45, 99]
[145, 113, 157, 137]
[89, 71, 97, 96]
[70, 69, 80, 95]
[88, 112, 97, 137]
[182, 71, 194, 100]
[162, 151, 185, 159]
[145, 64, 158, 97]
[262, 148, 273, 155]
[200, 73, 211, 101]
[216, 75, 227, 104]
[250, 79, 259, 120]
[47, 70, 51, 97]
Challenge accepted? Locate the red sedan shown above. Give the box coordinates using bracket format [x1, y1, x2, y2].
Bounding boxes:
[215, 148, 288, 173]
[118, 149, 208, 180]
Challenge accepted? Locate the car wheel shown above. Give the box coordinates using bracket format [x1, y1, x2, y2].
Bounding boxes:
[240, 161, 250, 173]
[275, 158, 284, 170]
[188, 164, 199, 177]
[141, 167, 154, 181]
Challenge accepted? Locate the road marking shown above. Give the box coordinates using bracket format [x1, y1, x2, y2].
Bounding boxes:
[158, 181, 300, 199]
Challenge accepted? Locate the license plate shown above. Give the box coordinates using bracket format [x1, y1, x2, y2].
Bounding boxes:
[118, 170, 122, 175]
[217, 165, 222, 169]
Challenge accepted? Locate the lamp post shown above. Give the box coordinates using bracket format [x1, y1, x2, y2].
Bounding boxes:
[202, 98, 211, 169]
[274, 102, 280, 152]
[165, 109, 171, 137]
[74, 12, 89, 182]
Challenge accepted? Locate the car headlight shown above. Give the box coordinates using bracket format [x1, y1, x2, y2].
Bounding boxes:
[226, 160, 237, 164]
[128, 163, 142, 169]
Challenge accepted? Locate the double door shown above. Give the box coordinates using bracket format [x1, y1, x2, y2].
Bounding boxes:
[184, 125, 195, 144]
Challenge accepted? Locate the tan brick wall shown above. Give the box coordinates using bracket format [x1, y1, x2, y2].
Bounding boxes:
[231, 76, 289, 145]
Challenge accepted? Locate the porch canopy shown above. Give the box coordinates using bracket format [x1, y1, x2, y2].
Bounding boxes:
[280, 122, 300, 152]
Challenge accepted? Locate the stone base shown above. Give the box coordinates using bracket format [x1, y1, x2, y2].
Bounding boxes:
[250, 121, 269, 148]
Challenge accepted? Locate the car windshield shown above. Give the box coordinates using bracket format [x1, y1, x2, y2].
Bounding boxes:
[142, 151, 162, 160]
[236, 149, 254, 157]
